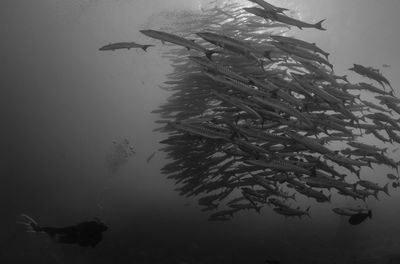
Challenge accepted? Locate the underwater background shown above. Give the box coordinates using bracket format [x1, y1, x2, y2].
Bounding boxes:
[2, 0, 400, 263]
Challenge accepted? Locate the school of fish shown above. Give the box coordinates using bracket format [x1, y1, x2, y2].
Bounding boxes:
[105, 0, 400, 221]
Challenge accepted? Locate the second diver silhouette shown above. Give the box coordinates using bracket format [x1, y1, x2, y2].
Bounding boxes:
[18, 214, 108, 247]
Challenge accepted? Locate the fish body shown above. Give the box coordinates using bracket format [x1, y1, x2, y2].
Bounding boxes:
[361, 100, 390, 113]
[171, 121, 231, 140]
[272, 42, 332, 68]
[332, 207, 367, 216]
[273, 207, 310, 218]
[286, 131, 333, 155]
[246, 159, 310, 175]
[189, 56, 249, 83]
[262, 11, 326, 30]
[273, 206, 311, 218]
[301, 176, 355, 190]
[291, 74, 341, 105]
[268, 198, 291, 209]
[349, 64, 392, 90]
[140, 29, 217, 59]
[348, 141, 387, 154]
[251, 96, 313, 127]
[295, 186, 331, 202]
[356, 180, 390, 196]
[247, 0, 289, 13]
[196, 32, 264, 67]
[270, 35, 329, 59]
[99, 42, 154, 51]
[336, 186, 365, 200]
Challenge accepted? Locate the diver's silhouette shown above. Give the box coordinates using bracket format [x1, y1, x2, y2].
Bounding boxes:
[18, 214, 108, 247]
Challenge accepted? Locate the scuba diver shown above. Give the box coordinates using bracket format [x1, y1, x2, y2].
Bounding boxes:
[18, 214, 108, 247]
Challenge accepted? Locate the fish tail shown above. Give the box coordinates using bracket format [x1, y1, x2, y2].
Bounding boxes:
[324, 52, 330, 60]
[342, 75, 349, 83]
[314, 19, 326, 30]
[368, 210, 372, 219]
[383, 183, 390, 196]
[141, 45, 154, 51]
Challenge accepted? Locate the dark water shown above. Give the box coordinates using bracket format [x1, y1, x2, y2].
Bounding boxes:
[2, 0, 400, 263]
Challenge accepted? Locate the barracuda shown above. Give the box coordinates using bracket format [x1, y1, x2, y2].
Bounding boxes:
[247, 0, 289, 13]
[349, 64, 392, 91]
[251, 96, 313, 127]
[295, 185, 331, 203]
[140, 29, 218, 59]
[270, 35, 329, 59]
[273, 205, 311, 218]
[196, 32, 265, 68]
[272, 42, 332, 69]
[172, 122, 231, 140]
[356, 180, 390, 196]
[99, 42, 154, 51]
[286, 131, 334, 155]
[189, 56, 249, 83]
[246, 159, 310, 175]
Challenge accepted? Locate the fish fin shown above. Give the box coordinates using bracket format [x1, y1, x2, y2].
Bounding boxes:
[368, 210, 372, 219]
[383, 183, 390, 196]
[314, 19, 326, 30]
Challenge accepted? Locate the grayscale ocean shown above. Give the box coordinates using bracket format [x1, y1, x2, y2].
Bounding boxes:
[2, 0, 400, 263]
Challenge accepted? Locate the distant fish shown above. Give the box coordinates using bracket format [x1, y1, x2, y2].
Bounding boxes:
[99, 42, 154, 51]
[146, 151, 156, 163]
[348, 210, 372, 225]
[382, 64, 391, 68]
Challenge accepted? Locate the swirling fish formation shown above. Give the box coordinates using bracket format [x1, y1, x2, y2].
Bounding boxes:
[106, 0, 400, 220]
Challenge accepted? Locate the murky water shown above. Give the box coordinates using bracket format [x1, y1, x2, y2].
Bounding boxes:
[2, 0, 400, 263]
